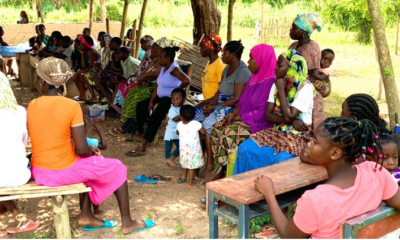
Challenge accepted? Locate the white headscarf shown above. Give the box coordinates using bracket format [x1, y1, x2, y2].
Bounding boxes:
[36, 57, 73, 96]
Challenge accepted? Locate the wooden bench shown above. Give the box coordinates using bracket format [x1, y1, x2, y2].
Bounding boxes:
[0, 181, 91, 239]
[16, 52, 31, 87]
[206, 157, 328, 239]
[340, 204, 400, 238]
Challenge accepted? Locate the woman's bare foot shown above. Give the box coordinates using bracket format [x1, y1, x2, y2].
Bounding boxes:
[78, 215, 105, 227]
[93, 209, 105, 217]
[89, 96, 99, 103]
[122, 219, 146, 235]
[0, 204, 7, 215]
[166, 158, 177, 168]
[78, 95, 87, 100]
[135, 134, 144, 142]
[3, 201, 19, 216]
[187, 184, 199, 189]
[198, 166, 214, 179]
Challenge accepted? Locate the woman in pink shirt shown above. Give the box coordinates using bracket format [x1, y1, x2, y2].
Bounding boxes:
[254, 117, 400, 239]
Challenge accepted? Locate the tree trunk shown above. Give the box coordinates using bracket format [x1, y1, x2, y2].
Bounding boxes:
[373, 37, 384, 101]
[227, 0, 235, 42]
[120, 0, 129, 39]
[89, 0, 94, 29]
[396, 12, 399, 55]
[37, 0, 44, 23]
[106, 18, 110, 34]
[100, 0, 106, 23]
[32, 0, 37, 23]
[367, 0, 400, 129]
[136, 0, 148, 58]
[132, 20, 137, 58]
[191, 0, 221, 45]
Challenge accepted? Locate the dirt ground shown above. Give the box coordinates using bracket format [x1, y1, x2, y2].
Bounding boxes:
[0, 85, 238, 239]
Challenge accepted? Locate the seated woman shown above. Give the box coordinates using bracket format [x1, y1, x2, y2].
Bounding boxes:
[0, 27, 15, 77]
[110, 37, 169, 137]
[28, 57, 154, 234]
[210, 44, 276, 176]
[17, 11, 29, 24]
[72, 36, 101, 103]
[234, 49, 315, 175]
[126, 46, 190, 157]
[194, 40, 251, 178]
[199, 34, 225, 101]
[0, 72, 31, 216]
[113, 35, 155, 112]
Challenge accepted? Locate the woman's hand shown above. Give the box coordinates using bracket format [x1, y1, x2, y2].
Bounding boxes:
[275, 77, 286, 90]
[203, 104, 216, 116]
[148, 101, 154, 115]
[222, 113, 235, 126]
[254, 175, 275, 197]
[172, 116, 181, 122]
[92, 123, 103, 134]
[292, 119, 308, 131]
[91, 146, 101, 155]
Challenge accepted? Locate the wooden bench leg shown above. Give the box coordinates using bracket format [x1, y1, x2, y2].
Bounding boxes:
[238, 203, 249, 239]
[208, 190, 218, 239]
[51, 195, 72, 239]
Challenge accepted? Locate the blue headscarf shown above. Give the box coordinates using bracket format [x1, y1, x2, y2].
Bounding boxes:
[294, 13, 323, 36]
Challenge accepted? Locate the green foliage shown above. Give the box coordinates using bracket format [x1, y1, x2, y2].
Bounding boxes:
[117, 231, 126, 239]
[144, 213, 153, 220]
[13, 232, 56, 239]
[249, 214, 273, 233]
[173, 220, 184, 234]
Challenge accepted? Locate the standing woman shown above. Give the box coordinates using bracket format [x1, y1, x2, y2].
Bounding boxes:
[200, 34, 225, 100]
[0, 72, 31, 216]
[289, 13, 328, 128]
[194, 40, 251, 178]
[210, 44, 276, 174]
[126, 46, 190, 157]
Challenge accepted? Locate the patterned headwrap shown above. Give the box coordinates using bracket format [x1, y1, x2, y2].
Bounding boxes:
[294, 13, 323, 37]
[101, 34, 112, 69]
[273, 49, 315, 134]
[36, 57, 73, 96]
[201, 34, 222, 52]
[0, 71, 18, 112]
[141, 35, 154, 47]
[154, 37, 174, 48]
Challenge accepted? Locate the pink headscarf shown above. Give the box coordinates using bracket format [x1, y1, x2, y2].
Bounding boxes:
[248, 44, 276, 85]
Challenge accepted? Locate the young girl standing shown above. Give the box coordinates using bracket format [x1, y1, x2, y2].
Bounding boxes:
[177, 105, 206, 189]
[255, 117, 400, 238]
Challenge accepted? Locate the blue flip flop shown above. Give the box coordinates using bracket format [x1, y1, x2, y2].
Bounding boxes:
[83, 220, 117, 231]
[134, 175, 158, 184]
[128, 219, 156, 234]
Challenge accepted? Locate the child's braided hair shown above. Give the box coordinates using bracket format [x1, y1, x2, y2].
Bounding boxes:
[321, 117, 383, 169]
[345, 93, 388, 133]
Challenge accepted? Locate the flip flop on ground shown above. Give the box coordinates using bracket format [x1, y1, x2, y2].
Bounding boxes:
[126, 219, 156, 235]
[6, 219, 40, 234]
[148, 174, 171, 182]
[83, 220, 117, 231]
[177, 178, 187, 183]
[125, 150, 145, 157]
[134, 175, 158, 184]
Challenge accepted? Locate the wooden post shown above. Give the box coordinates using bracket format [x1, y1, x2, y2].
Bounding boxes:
[106, 18, 110, 34]
[100, 0, 106, 23]
[37, 0, 44, 23]
[136, 0, 149, 58]
[260, 0, 264, 43]
[120, 0, 129, 39]
[51, 195, 71, 239]
[32, 0, 37, 23]
[396, 12, 399, 55]
[227, 0, 236, 42]
[89, 0, 94, 30]
[131, 20, 137, 57]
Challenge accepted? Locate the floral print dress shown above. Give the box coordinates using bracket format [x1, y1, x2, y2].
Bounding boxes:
[177, 120, 204, 169]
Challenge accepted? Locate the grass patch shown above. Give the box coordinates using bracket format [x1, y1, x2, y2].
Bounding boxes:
[12, 231, 56, 239]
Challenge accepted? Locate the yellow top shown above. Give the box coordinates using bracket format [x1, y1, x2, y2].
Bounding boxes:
[201, 58, 226, 100]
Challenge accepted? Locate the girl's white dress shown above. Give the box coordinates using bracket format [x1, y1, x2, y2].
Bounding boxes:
[177, 120, 204, 169]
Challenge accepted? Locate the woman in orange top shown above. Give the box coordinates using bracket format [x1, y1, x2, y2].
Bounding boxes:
[27, 57, 155, 234]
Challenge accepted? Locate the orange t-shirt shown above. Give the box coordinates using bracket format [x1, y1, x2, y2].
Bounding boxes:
[27, 96, 84, 170]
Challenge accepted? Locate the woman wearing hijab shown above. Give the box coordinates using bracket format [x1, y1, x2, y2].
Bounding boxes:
[234, 49, 315, 175]
[27, 57, 155, 234]
[289, 13, 328, 129]
[0, 71, 31, 218]
[113, 35, 155, 110]
[18, 11, 29, 24]
[209, 44, 277, 176]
